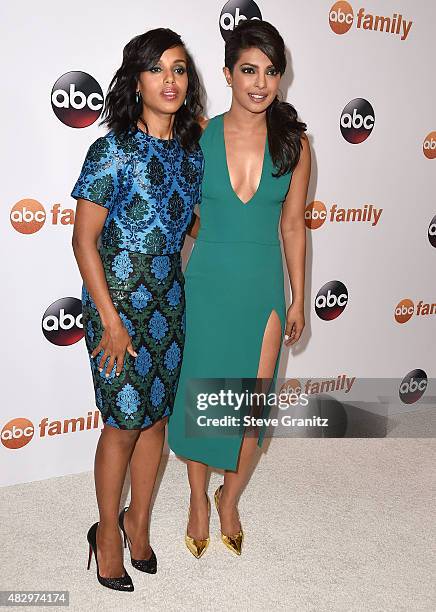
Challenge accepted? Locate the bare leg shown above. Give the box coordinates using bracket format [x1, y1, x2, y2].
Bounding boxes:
[186, 460, 209, 539]
[94, 425, 140, 577]
[219, 309, 282, 534]
[122, 417, 168, 559]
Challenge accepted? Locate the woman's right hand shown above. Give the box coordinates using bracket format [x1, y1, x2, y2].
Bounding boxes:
[91, 318, 138, 377]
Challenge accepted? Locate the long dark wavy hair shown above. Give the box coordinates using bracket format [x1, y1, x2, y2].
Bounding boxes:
[225, 20, 307, 176]
[100, 28, 204, 151]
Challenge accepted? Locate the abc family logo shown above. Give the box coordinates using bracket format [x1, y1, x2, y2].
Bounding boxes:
[394, 299, 436, 324]
[51, 71, 103, 128]
[220, 0, 262, 41]
[42, 297, 84, 346]
[305, 201, 382, 229]
[315, 281, 348, 321]
[340, 98, 375, 144]
[10, 199, 75, 234]
[1, 412, 101, 450]
[329, 2, 412, 41]
[279, 374, 355, 397]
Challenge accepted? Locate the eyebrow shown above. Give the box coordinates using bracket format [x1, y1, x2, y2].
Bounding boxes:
[240, 62, 275, 69]
[155, 58, 187, 65]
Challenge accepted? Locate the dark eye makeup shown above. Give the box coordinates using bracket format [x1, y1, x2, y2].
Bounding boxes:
[240, 64, 279, 76]
[149, 63, 186, 74]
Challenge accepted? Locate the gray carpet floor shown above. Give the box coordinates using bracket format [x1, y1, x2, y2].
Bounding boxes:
[1, 438, 434, 612]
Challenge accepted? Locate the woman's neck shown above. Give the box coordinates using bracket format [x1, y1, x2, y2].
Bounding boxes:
[224, 103, 267, 133]
[138, 109, 175, 139]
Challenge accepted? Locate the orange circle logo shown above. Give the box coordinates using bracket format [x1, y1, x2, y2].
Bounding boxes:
[279, 379, 302, 406]
[1, 418, 34, 449]
[394, 299, 414, 324]
[279, 378, 302, 394]
[329, 1, 354, 34]
[305, 201, 327, 229]
[423, 131, 436, 159]
[10, 199, 46, 234]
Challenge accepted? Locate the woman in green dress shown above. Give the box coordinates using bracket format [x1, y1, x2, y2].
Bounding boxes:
[167, 20, 311, 557]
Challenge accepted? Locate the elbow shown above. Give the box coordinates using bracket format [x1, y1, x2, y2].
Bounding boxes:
[280, 220, 306, 239]
[280, 220, 293, 238]
[71, 233, 82, 253]
[72, 233, 97, 254]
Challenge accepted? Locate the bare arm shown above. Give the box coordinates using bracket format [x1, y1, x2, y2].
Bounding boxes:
[280, 134, 311, 345]
[72, 200, 137, 375]
[187, 212, 201, 238]
[186, 116, 209, 239]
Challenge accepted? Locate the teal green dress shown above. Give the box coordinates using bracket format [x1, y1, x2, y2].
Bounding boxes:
[167, 113, 293, 470]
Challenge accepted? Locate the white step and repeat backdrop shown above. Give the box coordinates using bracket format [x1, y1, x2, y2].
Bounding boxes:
[2, 1, 434, 486]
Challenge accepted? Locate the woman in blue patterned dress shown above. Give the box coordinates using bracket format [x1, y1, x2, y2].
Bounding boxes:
[71, 29, 203, 591]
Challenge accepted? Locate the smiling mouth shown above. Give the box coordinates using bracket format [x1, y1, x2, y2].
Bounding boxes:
[248, 93, 268, 102]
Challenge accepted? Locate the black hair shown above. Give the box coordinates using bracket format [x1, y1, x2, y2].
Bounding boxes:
[100, 28, 204, 151]
[225, 20, 307, 176]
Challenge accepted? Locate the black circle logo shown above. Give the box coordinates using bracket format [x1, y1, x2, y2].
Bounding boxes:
[51, 71, 103, 128]
[315, 281, 349, 320]
[219, 0, 262, 41]
[340, 98, 375, 144]
[428, 214, 436, 248]
[399, 369, 427, 404]
[42, 297, 84, 346]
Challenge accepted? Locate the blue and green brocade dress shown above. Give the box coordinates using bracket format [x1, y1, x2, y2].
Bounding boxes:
[71, 127, 203, 429]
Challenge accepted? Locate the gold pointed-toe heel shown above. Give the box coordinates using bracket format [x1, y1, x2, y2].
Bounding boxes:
[214, 484, 244, 556]
[185, 493, 210, 559]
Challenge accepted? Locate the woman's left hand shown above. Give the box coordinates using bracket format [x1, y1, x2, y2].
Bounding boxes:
[283, 303, 305, 346]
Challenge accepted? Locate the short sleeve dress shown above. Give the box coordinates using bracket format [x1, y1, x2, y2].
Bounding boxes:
[71, 127, 204, 429]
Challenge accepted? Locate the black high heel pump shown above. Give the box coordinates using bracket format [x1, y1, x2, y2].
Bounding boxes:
[86, 522, 134, 591]
[118, 507, 157, 574]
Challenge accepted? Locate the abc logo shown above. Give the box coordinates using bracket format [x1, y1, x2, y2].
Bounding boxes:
[340, 98, 375, 144]
[305, 201, 327, 230]
[399, 369, 427, 404]
[219, 0, 262, 41]
[51, 71, 103, 128]
[394, 299, 414, 324]
[428, 214, 436, 248]
[329, 1, 354, 35]
[315, 281, 348, 321]
[42, 297, 84, 346]
[1, 418, 34, 449]
[279, 379, 302, 405]
[423, 131, 436, 159]
[10, 199, 46, 234]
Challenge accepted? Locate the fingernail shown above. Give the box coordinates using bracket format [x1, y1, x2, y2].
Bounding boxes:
[105, 373, 109, 378]
[116, 373, 120, 377]
[134, 353, 138, 357]
[98, 368, 103, 372]
[284, 335, 289, 340]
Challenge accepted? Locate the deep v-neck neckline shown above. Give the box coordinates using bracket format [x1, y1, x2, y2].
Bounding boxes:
[221, 113, 268, 206]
